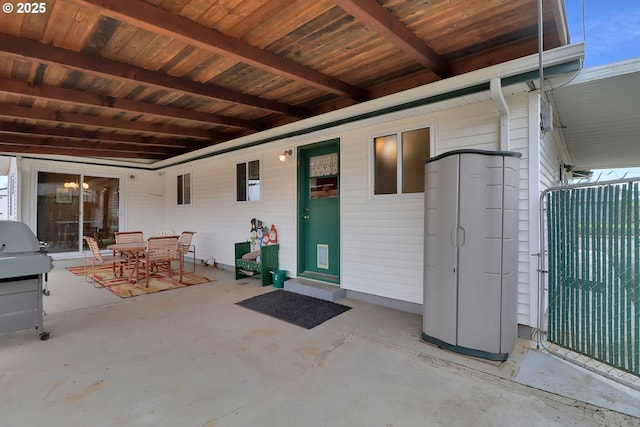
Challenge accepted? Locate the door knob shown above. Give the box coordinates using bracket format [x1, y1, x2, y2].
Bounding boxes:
[303, 215, 310, 220]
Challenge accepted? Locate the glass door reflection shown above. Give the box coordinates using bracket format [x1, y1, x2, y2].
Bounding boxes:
[37, 172, 120, 253]
[37, 172, 81, 253]
[83, 176, 119, 249]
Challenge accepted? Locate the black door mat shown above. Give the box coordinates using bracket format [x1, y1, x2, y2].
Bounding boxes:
[236, 290, 351, 329]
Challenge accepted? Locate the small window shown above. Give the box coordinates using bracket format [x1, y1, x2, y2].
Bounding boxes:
[373, 127, 430, 196]
[236, 160, 261, 202]
[177, 173, 191, 205]
[374, 134, 398, 195]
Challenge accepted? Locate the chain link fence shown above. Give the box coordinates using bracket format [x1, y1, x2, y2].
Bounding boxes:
[544, 179, 639, 376]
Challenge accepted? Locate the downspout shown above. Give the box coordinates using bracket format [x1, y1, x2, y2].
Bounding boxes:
[536, 0, 545, 339]
[490, 78, 510, 151]
[538, 0, 544, 99]
[15, 155, 22, 223]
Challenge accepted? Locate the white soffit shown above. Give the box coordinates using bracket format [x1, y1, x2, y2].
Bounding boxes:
[550, 58, 640, 170]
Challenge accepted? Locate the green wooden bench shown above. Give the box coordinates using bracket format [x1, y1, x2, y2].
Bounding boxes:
[234, 242, 279, 286]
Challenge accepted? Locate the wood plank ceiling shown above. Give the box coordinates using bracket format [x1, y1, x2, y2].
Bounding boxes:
[0, 0, 566, 163]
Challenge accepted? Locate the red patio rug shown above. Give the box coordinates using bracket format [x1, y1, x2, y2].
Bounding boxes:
[66, 264, 213, 298]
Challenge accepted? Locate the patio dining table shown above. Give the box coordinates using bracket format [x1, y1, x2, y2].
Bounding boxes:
[106, 242, 146, 283]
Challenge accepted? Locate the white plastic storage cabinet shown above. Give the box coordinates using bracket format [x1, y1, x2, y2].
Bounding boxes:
[421, 149, 521, 361]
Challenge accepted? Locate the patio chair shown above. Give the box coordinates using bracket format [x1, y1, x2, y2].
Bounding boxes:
[114, 231, 144, 243]
[178, 231, 196, 273]
[140, 236, 181, 287]
[83, 236, 112, 286]
[113, 231, 144, 277]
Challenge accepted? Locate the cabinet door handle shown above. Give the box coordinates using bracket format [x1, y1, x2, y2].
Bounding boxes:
[457, 226, 465, 246]
[451, 226, 465, 247]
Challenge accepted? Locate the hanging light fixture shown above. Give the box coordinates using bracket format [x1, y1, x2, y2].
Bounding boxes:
[63, 181, 89, 189]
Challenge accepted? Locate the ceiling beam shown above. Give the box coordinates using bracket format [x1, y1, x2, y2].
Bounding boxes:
[0, 132, 183, 156]
[0, 104, 216, 139]
[0, 122, 199, 148]
[0, 77, 261, 131]
[332, 0, 450, 78]
[74, 0, 369, 101]
[0, 143, 167, 159]
[0, 34, 307, 118]
[0, 134, 174, 159]
[450, 37, 541, 75]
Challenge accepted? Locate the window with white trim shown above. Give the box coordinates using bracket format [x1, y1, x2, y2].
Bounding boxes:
[236, 160, 261, 202]
[177, 173, 191, 205]
[373, 126, 431, 195]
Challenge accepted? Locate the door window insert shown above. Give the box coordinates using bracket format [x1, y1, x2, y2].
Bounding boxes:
[309, 153, 338, 199]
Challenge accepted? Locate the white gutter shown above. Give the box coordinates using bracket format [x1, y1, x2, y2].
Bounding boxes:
[564, 56, 640, 85]
[490, 78, 510, 151]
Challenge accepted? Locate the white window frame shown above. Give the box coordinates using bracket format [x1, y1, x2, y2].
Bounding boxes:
[177, 172, 192, 206]
[236, 158, 262, 203]
[28, 165, 123, 255]
[369, 123, 435, 199]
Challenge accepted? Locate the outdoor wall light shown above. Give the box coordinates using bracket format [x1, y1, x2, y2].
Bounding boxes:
[279, 148, 293, 162]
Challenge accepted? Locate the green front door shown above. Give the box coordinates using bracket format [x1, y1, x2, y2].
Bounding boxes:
[298, 140, 340, 283]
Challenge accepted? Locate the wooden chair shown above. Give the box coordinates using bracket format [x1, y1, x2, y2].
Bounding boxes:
[113, 231, 144, 277]
[178, 231, 196, 273]
[114, 231, 144, 243]
[83, 236, 112, 285]
[140, 236, 181, 287]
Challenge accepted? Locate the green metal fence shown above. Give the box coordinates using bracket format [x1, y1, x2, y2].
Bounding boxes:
[545, 179, 639, 376]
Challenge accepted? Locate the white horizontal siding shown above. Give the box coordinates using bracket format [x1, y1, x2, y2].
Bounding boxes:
[340, 118, 423, 303]
[340, 99, 511, 304]
[160, 93, 537, 320]
[124, 173, 164, 235]
[508, 95, 534, 326]
[532, 107, 572, 326]
[161, 143, 299, 274]
[436, 103, 500, 154]
[540, 131, 567, 188]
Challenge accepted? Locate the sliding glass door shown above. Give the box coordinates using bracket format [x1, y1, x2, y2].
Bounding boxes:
[37, 172, 120, 253]
[83, 175, 120, 249]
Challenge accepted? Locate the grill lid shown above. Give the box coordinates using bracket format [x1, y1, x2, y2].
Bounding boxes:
[0, 221, 41, 254]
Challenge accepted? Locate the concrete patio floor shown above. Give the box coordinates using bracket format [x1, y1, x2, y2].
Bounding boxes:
[1, 259, 639, 427]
